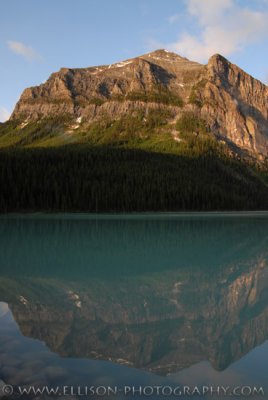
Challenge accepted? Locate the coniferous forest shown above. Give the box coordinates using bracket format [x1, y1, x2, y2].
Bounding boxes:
[0, 145, 268, 212]
[1, 112, 268, 212]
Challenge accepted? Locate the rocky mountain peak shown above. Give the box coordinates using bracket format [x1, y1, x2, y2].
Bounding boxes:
[208, 53, 229, 65]
[8, 49, 268, 159]
[141, 48, 193, 61]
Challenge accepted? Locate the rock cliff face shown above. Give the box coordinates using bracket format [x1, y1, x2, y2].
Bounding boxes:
[203, 54, 268, 158]
[10, 49, 268, 159]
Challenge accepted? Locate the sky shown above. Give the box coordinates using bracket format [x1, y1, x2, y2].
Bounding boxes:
[1, 0, 268, 122]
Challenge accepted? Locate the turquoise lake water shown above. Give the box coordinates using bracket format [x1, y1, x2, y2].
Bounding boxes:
[0, 213, 268, 399]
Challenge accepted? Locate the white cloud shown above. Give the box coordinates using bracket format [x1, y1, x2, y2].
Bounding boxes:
[166, 0, 268, 62]
[187, 0, 233, 26]
[0, 107, 10, 122]
[7, 40, 42, 61]
[168, 14, 180, 24]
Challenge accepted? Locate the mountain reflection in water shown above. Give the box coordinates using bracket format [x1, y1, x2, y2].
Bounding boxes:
[0, 213, 268, 399]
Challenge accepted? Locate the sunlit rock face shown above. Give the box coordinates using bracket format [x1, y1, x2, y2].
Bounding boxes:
[203, 54, 268, 158]
[10, 50, 201, 125]
[10, 50, 268, 159]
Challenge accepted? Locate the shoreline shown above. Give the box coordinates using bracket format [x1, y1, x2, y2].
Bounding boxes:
[1, 211, 268, 219]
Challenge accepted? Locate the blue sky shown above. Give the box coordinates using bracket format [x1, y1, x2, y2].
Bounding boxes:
[1, 0, 268, 121]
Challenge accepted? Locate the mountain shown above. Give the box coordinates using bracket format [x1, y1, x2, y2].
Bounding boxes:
[7, 49, 268, 160]
[1, 49, 268, 212]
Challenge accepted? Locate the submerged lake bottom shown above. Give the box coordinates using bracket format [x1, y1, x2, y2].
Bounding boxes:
[0, 212, 268, 399]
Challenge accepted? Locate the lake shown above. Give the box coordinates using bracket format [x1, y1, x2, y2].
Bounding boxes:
[0, 213, 268, 399]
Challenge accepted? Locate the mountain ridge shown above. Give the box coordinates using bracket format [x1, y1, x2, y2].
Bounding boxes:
[6, 49, 268, 161]
[1, 50, 268, 212]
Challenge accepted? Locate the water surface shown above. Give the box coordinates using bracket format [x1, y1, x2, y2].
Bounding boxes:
[0, 213, 268, 399]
